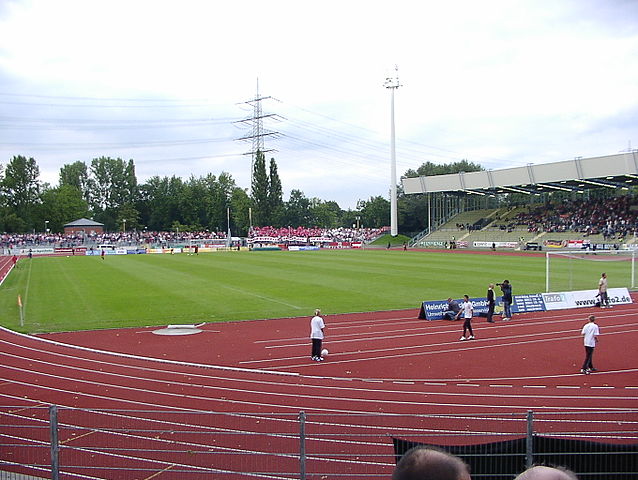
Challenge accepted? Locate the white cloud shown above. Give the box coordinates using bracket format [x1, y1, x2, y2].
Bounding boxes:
[0, 0, 637, 209]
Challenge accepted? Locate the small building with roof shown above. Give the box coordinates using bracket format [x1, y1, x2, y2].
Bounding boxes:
[63, 218, 105, 235]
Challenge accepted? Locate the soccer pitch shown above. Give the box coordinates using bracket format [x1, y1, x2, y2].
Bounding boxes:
[0, 249, 622, 334]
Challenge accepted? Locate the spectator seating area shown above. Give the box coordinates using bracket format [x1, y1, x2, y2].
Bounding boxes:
[420, 195, 638, 248]
[248, 226, 387, 243]
[0, 227, 388, 250]
[0, 231, 229, 250]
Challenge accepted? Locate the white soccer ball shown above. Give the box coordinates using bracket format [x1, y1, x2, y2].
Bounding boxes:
[321, 348, 329, 357]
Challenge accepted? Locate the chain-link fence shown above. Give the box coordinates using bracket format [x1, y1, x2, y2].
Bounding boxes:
[1, 406, 636, 479]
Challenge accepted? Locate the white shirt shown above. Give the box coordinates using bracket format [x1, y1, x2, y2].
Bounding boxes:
[581, 322, 599, 347]
[598, 276, 608, 293]
[310, 315, 325, 339]
[461, 301, 473, 319]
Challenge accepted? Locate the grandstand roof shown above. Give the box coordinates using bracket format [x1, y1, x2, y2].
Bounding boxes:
[401, 152, 638, 196]
[64, 218, 104, 227]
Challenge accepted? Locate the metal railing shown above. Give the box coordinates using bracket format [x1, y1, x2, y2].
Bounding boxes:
[1, 407, 636, 479]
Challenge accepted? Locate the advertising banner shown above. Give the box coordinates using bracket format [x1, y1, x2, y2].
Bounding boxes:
[419, 297, 491, 320]
[511, 293, 546, 313]
[542, 287, 632, 310]
[473, 241, 519, 249]
[418, 288, 631, 320]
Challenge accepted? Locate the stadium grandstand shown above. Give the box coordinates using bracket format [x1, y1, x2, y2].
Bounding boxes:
[403, 152, 638, 251]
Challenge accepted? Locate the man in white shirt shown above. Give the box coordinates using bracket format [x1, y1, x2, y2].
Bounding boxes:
[457, 295, 475, 341]
[310, 309, 325, 362]
[598, 272, 609, 308]
[581, 314, 599, 374]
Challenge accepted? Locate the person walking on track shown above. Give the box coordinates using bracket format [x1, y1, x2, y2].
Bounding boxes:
[581, 314, 599, 374]
[457, 295, 475, 341]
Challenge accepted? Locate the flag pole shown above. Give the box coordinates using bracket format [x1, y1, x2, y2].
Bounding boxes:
[18, 294, 24, 327]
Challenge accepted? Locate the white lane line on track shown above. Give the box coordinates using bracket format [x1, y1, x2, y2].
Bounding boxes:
[257, 310, 638, 347]
[457, 384, 480, 387]
[252, 328, 638, 372]
[522, 385, 546, 389]
[556, 386, 580, 389]
[4, 330, 635, 393]
[489, 384, 513, 388]
[0, 326, 299, 378]
[4, 348, 634, 406]
[2, 342, 637, 417]
[3, 368, 635, 416]
[264, 322, 636, 353]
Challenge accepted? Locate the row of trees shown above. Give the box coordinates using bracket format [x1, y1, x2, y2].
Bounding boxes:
[0, 153, 484, 236]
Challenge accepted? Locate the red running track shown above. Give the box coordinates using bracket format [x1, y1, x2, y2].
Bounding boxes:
[1, 298, 637, 479]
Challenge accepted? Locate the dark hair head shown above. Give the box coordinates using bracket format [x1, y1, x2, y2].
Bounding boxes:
[393, 446, 470, 480]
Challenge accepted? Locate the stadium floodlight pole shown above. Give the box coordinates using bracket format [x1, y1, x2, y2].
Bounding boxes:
[385, 66, 401, 237]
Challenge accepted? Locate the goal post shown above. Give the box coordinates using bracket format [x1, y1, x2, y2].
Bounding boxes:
[545, 250, 636, 293]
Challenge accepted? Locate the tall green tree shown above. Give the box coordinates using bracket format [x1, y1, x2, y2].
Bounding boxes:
[138, 175, 184, 231]
[404, 159, 484, 178]
[1, 155, 41, 231]
[282, 189, 311, 227]
[59, 161, 89, 201]
[268, 158, 284, 227]
[251, 150, 269, 226]
[230, 187, 251, 236]
[359, 195, 390, 228]
[87, 157, 138, 229]
[39, 185, 90, 233]
[310, 199, 340, 228]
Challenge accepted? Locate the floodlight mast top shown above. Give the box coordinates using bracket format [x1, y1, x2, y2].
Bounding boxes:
[385, 66, 401, 237]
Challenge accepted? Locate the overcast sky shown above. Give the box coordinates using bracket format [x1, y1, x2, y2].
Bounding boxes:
[0, 0, 637, 209]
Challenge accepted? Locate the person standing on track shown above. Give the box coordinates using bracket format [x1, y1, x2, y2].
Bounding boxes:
[581, 314, 599, 374]
[486, 283, 495, 323]
[310, 309, 325, 362]
[498, 279, 513, 320]
[457, 295, 475, 341]
[598, 272, 610, 308]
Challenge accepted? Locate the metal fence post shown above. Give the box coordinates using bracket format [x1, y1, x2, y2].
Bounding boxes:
[298, 411, 306, 480]
[49, 405, 59, 480]
[526, 410, 534, 468]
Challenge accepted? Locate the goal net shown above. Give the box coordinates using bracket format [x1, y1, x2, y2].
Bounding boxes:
[545, 250, 636, 293]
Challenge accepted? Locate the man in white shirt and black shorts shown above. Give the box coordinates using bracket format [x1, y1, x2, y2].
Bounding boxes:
[310, 309, 325, 362]
[581, 314, 599, 374]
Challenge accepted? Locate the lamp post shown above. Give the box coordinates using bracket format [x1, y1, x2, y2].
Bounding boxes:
[384, 66, 401, 237]
[122, 219, 126, 232]
[44, 220, 49, 233]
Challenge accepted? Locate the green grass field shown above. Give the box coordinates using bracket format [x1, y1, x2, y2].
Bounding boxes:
[0, 249, 631, 334]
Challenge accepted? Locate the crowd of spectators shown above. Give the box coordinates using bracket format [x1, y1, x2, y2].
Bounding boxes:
[513, 196, 638, 238]
[0, 230, 229, 249]
[248, 226, 387, 243]
[0, 226, 387, 249]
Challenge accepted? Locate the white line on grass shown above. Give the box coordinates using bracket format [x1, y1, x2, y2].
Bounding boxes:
[221, 284, 304, 310]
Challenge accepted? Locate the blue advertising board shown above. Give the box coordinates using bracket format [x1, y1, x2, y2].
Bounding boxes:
[419, 293, 547, 320]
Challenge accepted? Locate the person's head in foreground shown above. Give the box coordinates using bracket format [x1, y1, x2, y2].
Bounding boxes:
[392, 445, 471, 480]
[514, 465, 578, 480]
